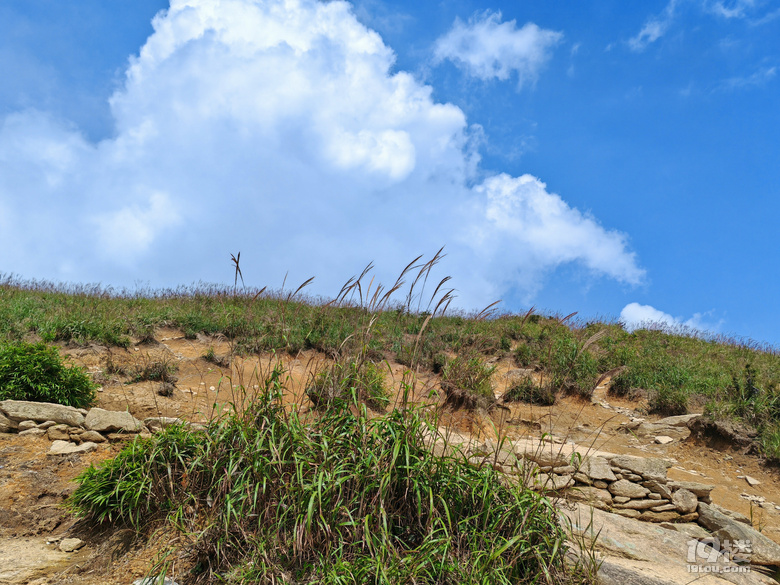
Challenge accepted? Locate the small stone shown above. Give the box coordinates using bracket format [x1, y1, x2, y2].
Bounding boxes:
[18, 420, 37, 431]
[745, 475, 761, 487]
[639, 511, 680, 523]
[609, 479, 649, 499]
[671, 488, 698, 514]
[615, 499, 666, 510]
[19, 427, 47, 437]
[552, 465, 575, 474]
[624, 473, 643, 482]
[59, 538, 85, 552]
[79, 430, 107, 443]
[37, 421, 57, 429]
[613, 496, 630, 504]
[47, 424, 71, 441]
[678, 512, 699, 522]
[48, 440, 98, 456]
[642, 480, 672, 499]
[651, 504, 677, 512]
[654, 436, 674, 444]
[573, 472, 592, 485]
[613, 508, 641, 519]
[593, 480, 608, 489]
[648, 493, 662, 500]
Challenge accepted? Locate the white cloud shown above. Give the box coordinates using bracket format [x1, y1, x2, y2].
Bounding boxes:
[433, 11, 562, 89]
[0, 0, 642, 307]
[628, 0, 679, 52]
[704, 0, 756, 19]
[620, 302, 722, 334]
[719, 65, 777, 90]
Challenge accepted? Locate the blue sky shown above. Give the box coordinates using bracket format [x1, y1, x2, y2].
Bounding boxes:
[0, 0, 778, 344]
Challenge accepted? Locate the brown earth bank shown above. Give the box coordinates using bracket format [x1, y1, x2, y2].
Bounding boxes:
[1, 328, 779, 584]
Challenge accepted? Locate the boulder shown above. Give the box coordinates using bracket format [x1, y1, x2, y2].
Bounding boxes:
[609, 479, 649, 499]
[48, 440, 98, 456]
[79, 430, 107, 443]
[710, 504, 751, 526]
[698, 502, 780, 567]
[85, 408, 144, 433]
[563, 502, 773, 584]
[144, 416, 184, 432]
[59, 538, 85, 552]
[0, 400, 85, 426]
[611, 455, 671, 482]
[671, 488, 698, 514]
[47, 424, 71, 441]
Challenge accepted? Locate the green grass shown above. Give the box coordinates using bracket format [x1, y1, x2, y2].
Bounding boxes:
[0, 341, 96, 407]
[69, 367, 583, 584]
[4, 259, 780, 458]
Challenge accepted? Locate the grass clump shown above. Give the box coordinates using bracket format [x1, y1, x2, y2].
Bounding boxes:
[0, 341, 96, 407]
[307, 358, 391, 411]
[70, 367, 579, 584]
[440, 353, 496, 409]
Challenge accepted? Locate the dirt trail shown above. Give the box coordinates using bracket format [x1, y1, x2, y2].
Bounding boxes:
[1, 330, 779, 584]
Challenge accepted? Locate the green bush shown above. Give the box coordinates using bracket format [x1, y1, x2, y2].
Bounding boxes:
[504, 376, 556, 406]
[70, 367, 579, 584]
[0, 342, 96, 408]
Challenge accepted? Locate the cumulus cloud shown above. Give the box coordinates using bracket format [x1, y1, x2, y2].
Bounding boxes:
[433, 11, 562, 88]
[0, 0, 642, 307]
[620, 302, 722, 333]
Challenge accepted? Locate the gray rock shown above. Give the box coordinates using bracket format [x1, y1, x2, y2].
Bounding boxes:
[566, 486, 613, 508]
[18, 420, 37, 431]
[667, 480, 714, 498]
[654, 436, 674, 444]
[579, 456, 617, 481]
[19, 427, 46, 437]
[552, 465, 576, 474]
[611, 455, 672, 482]
[643, 480, 672, 499]
[48, 440, 98, 456]
[671, 488, 698, 514]
[143, 416, 183, 432]
[654, 413, 702, 427]
[132, 577, 179, 585]
[564, 503, 774, 584]
[651, 504, 677, 512]
[711, 503, 751, 525]
[0, 400, 85, 426]
[85, 408, 144, 433]
[614, 496, 631, 504]
[37, 420, 57, 429]
[660, 521, 710, 539]
[698, 502, 780, 567]
[648, 493, 662, 500]
[531, 473, 574, 491]
[593, 480, 609, 489]
[744, 475, 760, 487]
[624, 473, 644, 482]
[615, 499, 668, 510]
[59, 538, 84, 552]
[573, 472, 592, 485]
[639, 511, 681, 523]
[609, 479, 649, 499]
[613, 508, 642, 519]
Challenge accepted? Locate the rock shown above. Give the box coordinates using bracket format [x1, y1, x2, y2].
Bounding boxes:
[78, 430, 107, 443]
[59, 538, 85, 552]
[643, 480, 672, 499]
[0, 410, 16, 433]
[651, 504, 677, 512]
[688, 415, 757, 448]
[648, 493, 662, 500]
[609, 479, 649, 499]
[0, 400, 85, 426]
[679, 512, 699, 522]
[593, 480, 609, 489]
[698, 502, 780, 567]
[85, 408, 144, 433]
[624, 473, 644, 482]
[671, 488, 698, 514]
[19, 427, 46, 437]
[47, 424, 71, 441]
[579, 456, 617, 481]
[552, 465, 575, 474]
[613, 508, 641, 519]
[667, 480, 714, 498]
[563, 502, 774, 585]
[531, 473, 574, 491]
[711, 504, 751, 525]
[48, 440, 98, 456]
[744, 475, 760, 487]
[573, 472, 592, 485]
[654, 436, 674, 445]
[566, 486, 613, 508]
[615, 499, 668, 510]
[37, 421, 57, 429]
[132, 577, 179, 585]
[638, 511, 680, 523]
[660, 521, 710, 539]
[18, 420, 37, 431]
[655, 413, 702, 427]
[614, 496, 630, 504]
[143, 416, 183, 432]
[611, 455, 671, 482]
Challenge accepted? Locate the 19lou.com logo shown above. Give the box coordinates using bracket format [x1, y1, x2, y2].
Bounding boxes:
[687, 538, 752, 573]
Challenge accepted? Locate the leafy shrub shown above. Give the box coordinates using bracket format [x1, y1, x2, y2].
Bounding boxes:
[0, 342, 96, 407]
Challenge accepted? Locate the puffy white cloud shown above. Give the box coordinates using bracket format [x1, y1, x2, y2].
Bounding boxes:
[433, 11, 562, 88]
[620, 302, 722, 334]
[0, 0, 642, 307]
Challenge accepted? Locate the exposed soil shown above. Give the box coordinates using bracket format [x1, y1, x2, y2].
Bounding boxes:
[1, 329, 779, 584]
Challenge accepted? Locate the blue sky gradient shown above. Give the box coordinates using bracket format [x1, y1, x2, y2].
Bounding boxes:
[1, 0, 778, 344]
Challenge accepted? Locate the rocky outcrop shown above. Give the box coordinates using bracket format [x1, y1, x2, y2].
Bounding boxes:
[698, 502, 780, 567]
